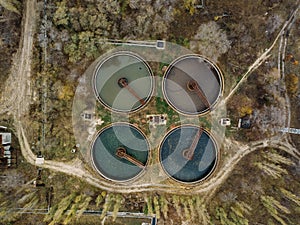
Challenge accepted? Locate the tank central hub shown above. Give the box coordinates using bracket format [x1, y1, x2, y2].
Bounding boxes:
[187, 80, 198, 92]
[117, 77, 146, 105]
[186, 80, 210, 109]
[117, 77, 129, 88]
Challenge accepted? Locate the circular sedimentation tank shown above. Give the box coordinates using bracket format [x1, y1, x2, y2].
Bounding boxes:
[163, 54, 223, 115]
[91, 123, 149, 182]
[93, 51, 154, 113]
[159, 125, 218, 183]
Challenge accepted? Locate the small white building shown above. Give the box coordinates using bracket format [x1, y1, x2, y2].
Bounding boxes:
[147, 114, 167, 127]
[0, 133, 11, 145]
[0, 133, 12, 167]
[219, 118, 231, 126]
[81, 112, 93, 121]
[35, 157, 45, 165]
[156, 40, 165, 50]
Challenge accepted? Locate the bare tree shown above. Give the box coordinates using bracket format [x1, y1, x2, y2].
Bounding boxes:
[191, 21, 231, 62]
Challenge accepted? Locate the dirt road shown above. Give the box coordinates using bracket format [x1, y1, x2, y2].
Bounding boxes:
[1, 0, 38, 166]
[0, 0, 36, 116]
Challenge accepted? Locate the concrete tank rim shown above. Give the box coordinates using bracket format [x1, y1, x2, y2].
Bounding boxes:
[158, 124, 219, 184]
[90, 122, 151, 183]
[162, 54, 224, 116]
[92, 51, 154, 114]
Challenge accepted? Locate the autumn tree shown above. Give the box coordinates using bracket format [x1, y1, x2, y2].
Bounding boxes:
[153, 195, 161, 219]
[172, 195, 182, 220]
[0, 0, 20, 14]
[53, 0, 69, 27]
[254, 150, 294, 179]
[260, 195, 290, 225]
[96, 191, 107, 207]
[145, 195, 154, 216]
[159, 195, 169, 219]
[285, 74, 299, 96]
[100, 193, 114, 220]
[112, 194, 124, 221]
[183, 0, 197, 15]
[58, 83, 74, 101]
[44, 192, 76, 225]
[279, 188, 300, 207]
[62, 194, 83, 224]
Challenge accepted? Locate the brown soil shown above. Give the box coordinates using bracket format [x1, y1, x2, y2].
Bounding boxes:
[0, 7, 22, 91]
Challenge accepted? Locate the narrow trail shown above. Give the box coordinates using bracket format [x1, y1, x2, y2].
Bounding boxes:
[278, 8, 299, 130]
[224, 5, 300, 103]
[5, 0, 300, 196]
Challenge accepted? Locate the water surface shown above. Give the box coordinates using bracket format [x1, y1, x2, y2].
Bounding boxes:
[94, 53, 153, 112]
[160, 126, 217, 182]
[92, 124, 149, 181]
